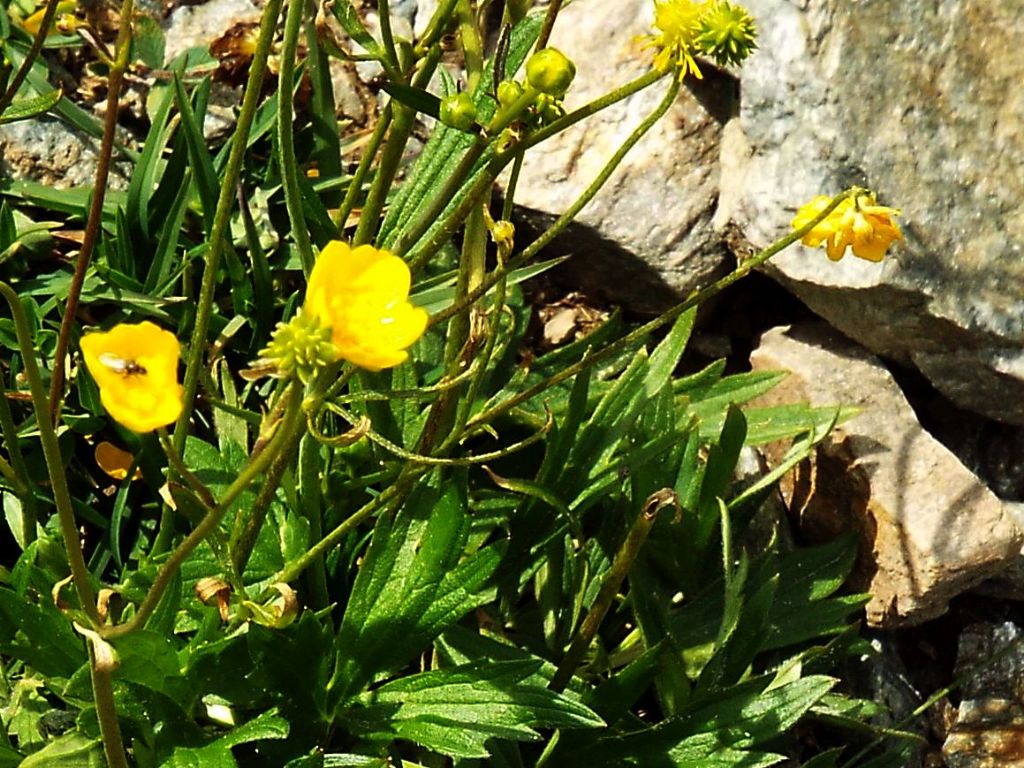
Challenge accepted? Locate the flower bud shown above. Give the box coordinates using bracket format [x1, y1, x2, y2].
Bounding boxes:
[525, 47, 576, 97]
[439, 92, 478, 132]
[496, 79, 525, 109]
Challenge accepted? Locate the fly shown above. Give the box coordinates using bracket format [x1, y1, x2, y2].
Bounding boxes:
[98, 352, 147, 376]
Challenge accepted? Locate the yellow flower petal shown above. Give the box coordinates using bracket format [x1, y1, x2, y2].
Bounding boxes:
[80, 322, 183, 432]
[304, 241, 427, 371]
[792, 192, 902, 263]
[94, 441, 141, 481]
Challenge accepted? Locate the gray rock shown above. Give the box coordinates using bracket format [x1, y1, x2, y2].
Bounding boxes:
[509, 0, 732, 313]
[750, 323, 1023, 627]
[0, 118, 131, 189]
[720, 0, 1024, 425]
[943, 622, 1024, 768]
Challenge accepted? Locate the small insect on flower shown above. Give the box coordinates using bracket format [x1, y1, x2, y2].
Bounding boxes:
[80, 321, 184, 433]
[97, 353, 147, 377]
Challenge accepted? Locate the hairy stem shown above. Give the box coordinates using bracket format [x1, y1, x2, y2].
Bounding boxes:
[104, 385, 304, 639]
[278, 0, 315, 273]
[0, 282, 98, 624]
[171, 0, 284, 455]
[47, 0, 135, 419]
[550, 490, 675, 692]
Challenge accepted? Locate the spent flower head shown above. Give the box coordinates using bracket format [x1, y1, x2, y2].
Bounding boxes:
[646, 0, 757, 79]
[792, 192, 903, 263]
[695, 1, 757, 67]
[260, 310, 338, 382]
[80, 321, 183, 432]
[304, 241, 428, 372]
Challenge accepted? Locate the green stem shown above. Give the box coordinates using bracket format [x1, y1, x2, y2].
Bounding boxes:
[428, 77, 678, 329]
[392, 141, 487, 256]
[86, 639, 129, 768]
[524, 69, 665, 151]
[333, 103, 393, 230]
[466, 188, 860, 430]
[230, 408, 305, 575]
[157, 429, 216, 509]
[521, 77, 679, 264]
[501, 148, 524, 220]
[534, 0, 565, 50]
[103, 385, 304, 639]
[171, 0, 284, 457]
[298, 432, 329, 607]
[0, 282, 99, 624]
[47, 0, 135, 420]
[0, 384, 37, 546]
[405, 147, 516, 270]
[376, 0, 401, 72]
[354, 104, 416, 245]
[456, 0, 483, 91]
[274, 472, 415, 585]
[278, 0, 315, 274]
[549, 489, 674, 692]
[413, 0, 459, 56]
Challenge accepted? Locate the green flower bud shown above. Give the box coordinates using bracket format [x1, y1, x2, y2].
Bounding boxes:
[532, 93, 565, 126]
[525, 47, 576, 97]
[260, 310, 338, 382]
[695, 1, 757, 67]
[439, 92, 478, 132]
[496, 79, 525, 109]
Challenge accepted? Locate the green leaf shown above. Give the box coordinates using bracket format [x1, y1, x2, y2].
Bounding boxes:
[331, 470, 503, 703]
[19, 733, 103, 767]
[111, 630, 192, 703]
[126, 76, 176, 245]
[563, 675, 835, 766]
[687, 371, 787, 440]
[329, 0, 382, 57]
[0, 87, 62, 124]
[379, 82, 442, 119]
[667, 733, 784, 767]
[0, 587, 85, 677]
[0, 742, 21, 768]
[762, 536, 868, 651]
[351, 660, 604, 758]
[173, 75, 218, 232]
[132, 13, 166, 68]
[163, 709, 289, 768]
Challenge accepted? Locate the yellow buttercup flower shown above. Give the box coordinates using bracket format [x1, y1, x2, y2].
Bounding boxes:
[80, 321, 184, 433]
[304, 241, 428, 372]
[647, 0, 710, 80]
[792, 193, 902, 263]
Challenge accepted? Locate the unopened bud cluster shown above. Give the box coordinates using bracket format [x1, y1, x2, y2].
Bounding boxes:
[489, 47, 577, 130]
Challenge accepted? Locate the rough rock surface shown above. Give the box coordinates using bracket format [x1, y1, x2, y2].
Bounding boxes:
[0, 119, 131, 189]
[943, 622, 1024, 768]
[720, 0, 1024, 425]
[509, 0, 732, 313]
[750, 323, 1023, 627]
